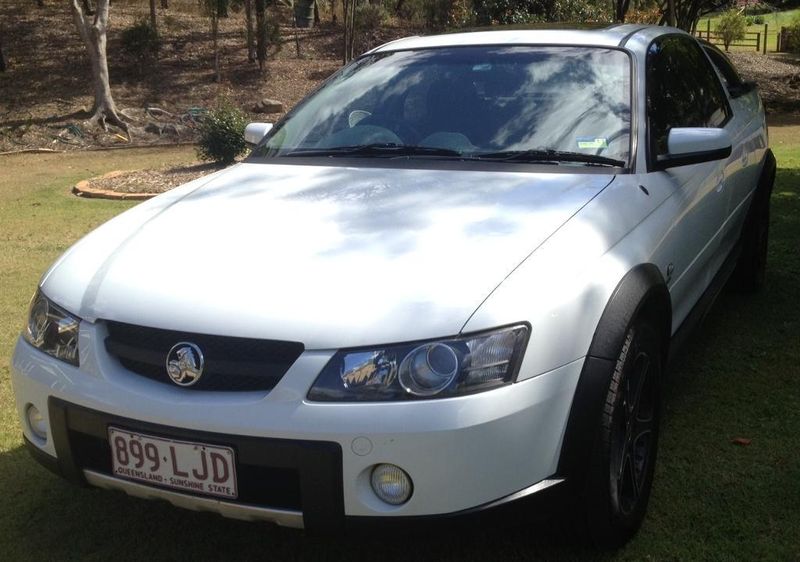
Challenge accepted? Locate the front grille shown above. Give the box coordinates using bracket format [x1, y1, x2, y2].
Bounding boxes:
[104, 321, 304, 392]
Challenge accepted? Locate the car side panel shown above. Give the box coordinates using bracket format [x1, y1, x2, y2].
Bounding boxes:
[717, 90, 769, 259]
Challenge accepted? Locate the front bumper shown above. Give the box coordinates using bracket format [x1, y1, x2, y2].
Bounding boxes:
[11, 331, 583, 529]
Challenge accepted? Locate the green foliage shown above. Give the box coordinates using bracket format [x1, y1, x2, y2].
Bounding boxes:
[400, 0, 609, 29]
[717, 10, 747, 50]
[746, 1, 776, 15]
[473, 0, 610, 26]
[423, 0, 456, 29]
[785, 14, 800, 52]
[753, 14, 765, 24]
[355, 2, 389, 30]
[197, 101, 249, 165]
[395, 0, 427, 23]
[120, 21, 160, 72]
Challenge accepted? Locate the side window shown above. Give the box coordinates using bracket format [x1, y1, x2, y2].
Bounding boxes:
[702, 46, 744, 90]
[646, 36, 731, 158]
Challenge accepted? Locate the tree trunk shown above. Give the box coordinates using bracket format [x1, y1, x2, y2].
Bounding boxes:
[667, 0, 677, 27]
[211, 13, 220, 82]
[0, 33, 6, 73]
[293, 12, 301, 58]
[347, 0, 355, 60]
[149, 0, 158, 35]
[245, 0, 255, 63]
[342, 0, 348, 63]
[69, 0, 128, 135]
[343, 0, 355, 62]
[255, 0, 267, 71]
[614, 0, 630, 23]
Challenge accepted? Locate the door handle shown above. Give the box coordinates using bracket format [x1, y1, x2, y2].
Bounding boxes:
[715, 170, 725, 192]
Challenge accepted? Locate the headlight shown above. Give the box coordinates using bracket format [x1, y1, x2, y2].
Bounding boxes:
[22, 290, 81, 366]
[307, 324, 529, 401]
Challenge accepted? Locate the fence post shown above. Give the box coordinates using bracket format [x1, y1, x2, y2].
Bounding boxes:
[756, 31, 760, 53]
[707, 19, 711, 40]
[764, 23, 768, 53]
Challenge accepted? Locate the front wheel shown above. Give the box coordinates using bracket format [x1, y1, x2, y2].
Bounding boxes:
[582, 321, 662, 549]
[734, 155, 775, 293]
[734, 194, 770, 292]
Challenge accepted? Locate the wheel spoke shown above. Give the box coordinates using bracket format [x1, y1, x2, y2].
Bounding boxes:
[613, 340, 659, 515]
[628, 451, 640, 501]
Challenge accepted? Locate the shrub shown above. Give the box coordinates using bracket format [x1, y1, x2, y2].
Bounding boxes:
[753, 15, 765, 24]
[627, 6, 661, 24]
[473, 0, 610, 26]
[785, 15, 800, 54]
[717, 10, 747, 51]
[417, 0, 481, 29]
[120, 20, 160, 73]
[395, 0, 422, 23]
[197, 101, 249, 165]
[424, 0, 454, 29]
[355, 3, 388, 30]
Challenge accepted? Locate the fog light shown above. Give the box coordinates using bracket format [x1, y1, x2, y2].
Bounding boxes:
[370, 464, 413, 505]
[26, 404, 47, 441]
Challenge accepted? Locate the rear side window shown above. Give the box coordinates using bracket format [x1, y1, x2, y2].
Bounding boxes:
[702, 46, 744, 90]
[646, 35, 731, 158]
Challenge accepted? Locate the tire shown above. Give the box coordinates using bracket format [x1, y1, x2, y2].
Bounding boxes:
[735, 157, 775, 293]
[582, 320, 662, 549]
[734, 193, 770, 293]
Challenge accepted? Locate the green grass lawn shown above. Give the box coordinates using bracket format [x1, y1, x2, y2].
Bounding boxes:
[0, 133, 799, 559]
[698, 8, 800, 52]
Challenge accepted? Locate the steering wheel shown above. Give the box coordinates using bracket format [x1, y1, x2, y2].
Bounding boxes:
[361, 117, 422, 144]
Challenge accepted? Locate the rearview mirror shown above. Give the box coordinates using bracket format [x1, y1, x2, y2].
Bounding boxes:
[655, 128, 732, 170]
[244, 122, 273, 146]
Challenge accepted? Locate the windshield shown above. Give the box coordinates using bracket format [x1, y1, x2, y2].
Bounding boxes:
[252, 46, 632, 167]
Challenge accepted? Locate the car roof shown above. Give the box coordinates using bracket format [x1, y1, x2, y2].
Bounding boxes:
[370, 24, 682, 53]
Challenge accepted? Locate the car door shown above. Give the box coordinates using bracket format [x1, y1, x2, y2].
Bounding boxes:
[646, 34, 733, 328]
[702, 44, 768, 258]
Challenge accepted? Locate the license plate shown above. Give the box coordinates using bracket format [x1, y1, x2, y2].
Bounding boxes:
[108, 427, 238, 499]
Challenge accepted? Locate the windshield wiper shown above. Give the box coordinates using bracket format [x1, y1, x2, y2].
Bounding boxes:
[473, 149, 626, 167]
[284, 144, 463, 158]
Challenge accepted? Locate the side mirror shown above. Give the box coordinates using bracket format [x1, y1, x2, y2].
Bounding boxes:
[655, 128, 732, 170]
[244, 122, 273, 146]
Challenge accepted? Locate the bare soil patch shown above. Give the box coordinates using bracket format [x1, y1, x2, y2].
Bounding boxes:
[728, 52, 800, 114]
[82, 161, 222, 195]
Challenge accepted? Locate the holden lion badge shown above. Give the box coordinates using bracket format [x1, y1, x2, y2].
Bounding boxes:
[166, 342, 205, 387]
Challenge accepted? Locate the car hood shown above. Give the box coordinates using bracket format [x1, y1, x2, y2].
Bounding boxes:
[41, 163, 614, 349]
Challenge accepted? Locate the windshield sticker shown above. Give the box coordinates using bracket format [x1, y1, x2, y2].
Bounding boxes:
[577, 137, 608, 149]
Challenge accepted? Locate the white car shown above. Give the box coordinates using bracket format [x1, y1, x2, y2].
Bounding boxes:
[11, 25, 773, 547]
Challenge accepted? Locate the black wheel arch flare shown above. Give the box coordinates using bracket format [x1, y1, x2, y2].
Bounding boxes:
[556, 263, 671, 488]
